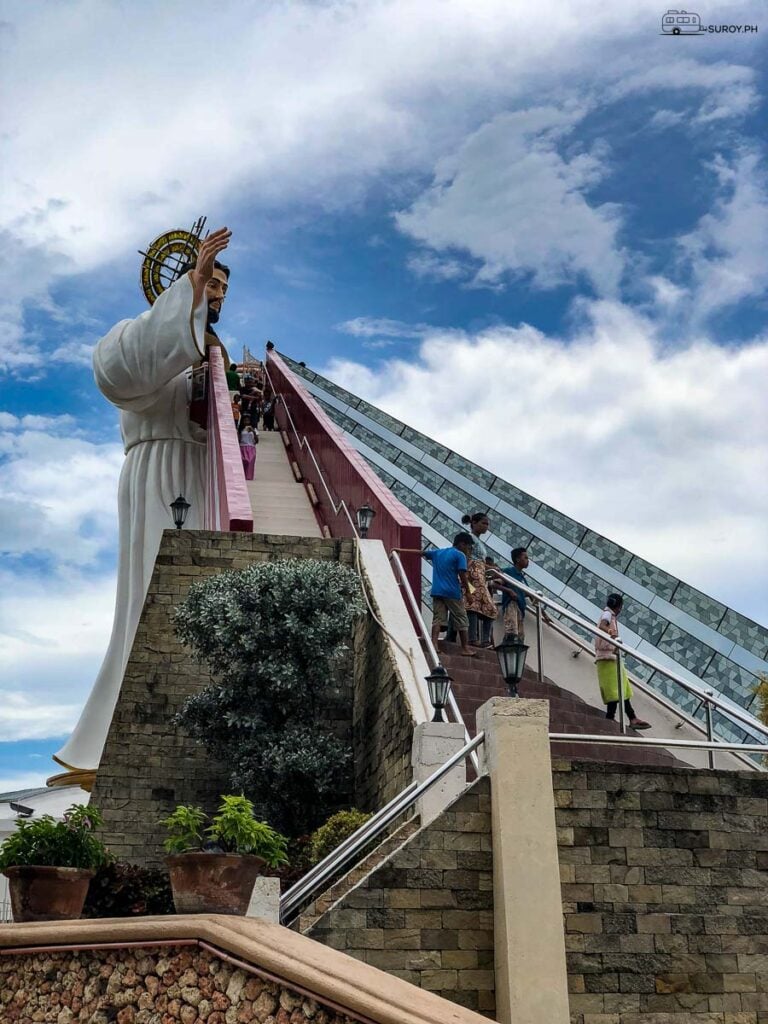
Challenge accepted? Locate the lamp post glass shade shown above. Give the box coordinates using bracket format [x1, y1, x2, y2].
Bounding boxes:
[170, 494, 191, 530]
[495, 635, 529, 696]
[425, 665, 452, 722]
[355, 503, 376, 538]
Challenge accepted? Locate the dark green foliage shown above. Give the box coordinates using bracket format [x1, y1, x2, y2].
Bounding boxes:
[83, 862, 174, 917]
[0, 805, 109, 871]
[308, 808, 373, 865]
[173, 559, 364, 836]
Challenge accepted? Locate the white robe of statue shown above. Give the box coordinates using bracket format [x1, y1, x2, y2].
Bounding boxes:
[54, 275, 208, 772]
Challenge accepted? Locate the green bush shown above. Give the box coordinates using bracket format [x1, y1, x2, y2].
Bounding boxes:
[0, 805, 109, 872]
[83, 862, 173, 917]
[308, 809, 372, 865]
[173, 559, 364, 835]
[160, 796, 289, 868]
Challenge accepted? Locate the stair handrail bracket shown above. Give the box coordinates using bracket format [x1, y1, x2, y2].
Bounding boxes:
[279, 732, 485, 925]
[490, 568, 768, 745]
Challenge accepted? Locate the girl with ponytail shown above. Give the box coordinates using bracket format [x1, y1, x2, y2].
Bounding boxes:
[460, 511, 497, 647]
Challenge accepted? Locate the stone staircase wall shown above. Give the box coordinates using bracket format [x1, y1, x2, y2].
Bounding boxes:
[307, 778, 495, 1019]
[555, 759, 768, 1022]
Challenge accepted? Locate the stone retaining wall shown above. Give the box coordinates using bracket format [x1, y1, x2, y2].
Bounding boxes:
[0, 944, 362, 1023]
[308, 778, 495, 1019]
[554, 759, 768, 1023]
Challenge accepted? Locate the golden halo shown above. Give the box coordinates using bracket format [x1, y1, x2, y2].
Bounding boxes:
[139, 216, 207, 306]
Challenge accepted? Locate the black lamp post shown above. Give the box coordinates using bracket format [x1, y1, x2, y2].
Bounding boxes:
[425, 665, 452, 722]
[170, 494, 191, 530]
[495, 634, 529, 697]
[355, 503, 376, 538]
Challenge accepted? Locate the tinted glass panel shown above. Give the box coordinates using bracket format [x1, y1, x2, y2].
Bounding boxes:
[620, 601, 669, 646]
[656, 623, 717, 676]
[535, 505, 587, 546]
[671, 583, 727, 629]
[438, 479, 485, 518]
[489, 478, 541, 517]
[390, 485, 439, 526]
[351, 424, 401, 463]
[354, 399, 405, 436]
[527, 538, 578, 581]
[716, 609, 768, 660]
[623, 557, 678, 601]
[579, 530, 632, 571]
[393, 450, 444, 492]
[400, 425, 451, 463]
[702, 654, 759, 703]
[444, 452, 496, 490]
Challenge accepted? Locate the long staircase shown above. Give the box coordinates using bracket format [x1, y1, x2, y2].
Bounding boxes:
[247, 431, 322, 537]
[439, 643, 683, 767]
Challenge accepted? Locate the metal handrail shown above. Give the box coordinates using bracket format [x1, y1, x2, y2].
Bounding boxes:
[280, 731, 485, 924]
[264, 364, 360, 537]
[544, 616, 761, 772]
[550, 733, 768, 754]
[490, 568, 768, 743]
[389, 551, 479, 772]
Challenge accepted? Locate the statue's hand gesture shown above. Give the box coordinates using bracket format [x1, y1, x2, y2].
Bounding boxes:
[190, 226, 231, 307]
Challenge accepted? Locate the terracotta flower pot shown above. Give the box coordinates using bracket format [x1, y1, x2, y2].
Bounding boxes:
[166, 852, 265, 915]
[4, 866, 95, 923]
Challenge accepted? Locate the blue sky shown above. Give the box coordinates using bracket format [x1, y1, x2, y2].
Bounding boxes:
[1, 0, 767, 789]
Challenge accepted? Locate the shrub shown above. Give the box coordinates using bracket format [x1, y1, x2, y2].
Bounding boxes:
[83, 862, 173, 918]
[308, 808, 372, 865]
[173, 559, 364, 834]
[0, 805, 108, 872]
[160, 796, 289, 869]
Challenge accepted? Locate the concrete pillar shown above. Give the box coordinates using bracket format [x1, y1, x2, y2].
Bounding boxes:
[411, 721, 466, 826]
[476, 696, 570, 1024]
[246, 875, 281, 921]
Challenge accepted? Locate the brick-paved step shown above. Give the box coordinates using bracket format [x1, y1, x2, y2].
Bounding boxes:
[439, 643, 682, 768]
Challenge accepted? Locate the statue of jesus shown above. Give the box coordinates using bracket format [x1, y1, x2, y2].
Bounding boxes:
[54, 227, 232, 775]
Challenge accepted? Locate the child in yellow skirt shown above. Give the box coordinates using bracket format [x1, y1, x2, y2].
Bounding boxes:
[595, 594, 650, 729]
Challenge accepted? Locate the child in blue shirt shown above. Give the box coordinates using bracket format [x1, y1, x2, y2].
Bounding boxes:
[423, 532, 475, 657]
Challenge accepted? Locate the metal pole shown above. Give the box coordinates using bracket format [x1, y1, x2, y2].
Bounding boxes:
[616, 648, 626, 734]
[535, 598, 544, 685]
[705, 692, 715, 770]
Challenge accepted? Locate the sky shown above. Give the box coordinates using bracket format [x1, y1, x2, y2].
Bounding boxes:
[0, 0, 766, 791]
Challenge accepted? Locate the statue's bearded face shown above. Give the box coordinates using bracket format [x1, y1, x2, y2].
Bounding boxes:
[206, 268, 229, 324]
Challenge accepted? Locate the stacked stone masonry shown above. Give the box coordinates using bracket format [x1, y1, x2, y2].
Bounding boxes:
[554, 759, 768, 1024]
[352, 588, 416, 812]
[308, 779, 495, 1019]
[0, 944, 362, 1023]
[91, 529, 409, 867]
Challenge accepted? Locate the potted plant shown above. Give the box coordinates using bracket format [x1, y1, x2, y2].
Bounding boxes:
[0, 805, 109, 922]
[161, 795, 288, 915]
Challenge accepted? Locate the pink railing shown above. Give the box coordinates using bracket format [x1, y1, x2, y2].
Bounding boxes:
[204, 346, 253, 532]
[266, 351, 422, 602]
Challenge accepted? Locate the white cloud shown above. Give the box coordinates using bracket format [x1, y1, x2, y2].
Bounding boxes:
[322, 302, 768, 622]
[396, 107, 624, 295]
[406, 251, 467, 282]
[338, 317, 432, 339]
[0, 426, 123, 565]
[1, 0, 761, 367]
[612, 58, 758, 123]
[0, 569, 118, 743]
[679, 148, 768, 318]
[0, 773, 52, 795]
[50, 339, 94, 368]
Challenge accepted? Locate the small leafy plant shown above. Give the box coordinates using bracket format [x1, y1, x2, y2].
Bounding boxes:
[0, 804, 109, 872]
[308, 808, 372, 865]
[160, 796, 289, 869]
[159, 805, 207, 855]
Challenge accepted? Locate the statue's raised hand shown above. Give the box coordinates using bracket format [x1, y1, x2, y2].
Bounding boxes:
[190, 226, 231, 307]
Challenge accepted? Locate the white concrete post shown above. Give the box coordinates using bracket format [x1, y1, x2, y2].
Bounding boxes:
[476, 696, 570, 1024]
[246, 875, 281, 921]
[411, 721, 466, 826]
